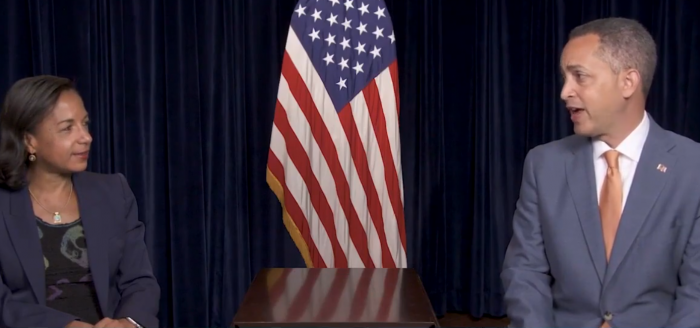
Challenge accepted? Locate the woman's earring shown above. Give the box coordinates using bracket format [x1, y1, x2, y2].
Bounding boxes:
[28, 154, 36, 162]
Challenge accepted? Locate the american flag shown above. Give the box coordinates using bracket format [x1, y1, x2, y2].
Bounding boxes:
[266, 0, 406, 269]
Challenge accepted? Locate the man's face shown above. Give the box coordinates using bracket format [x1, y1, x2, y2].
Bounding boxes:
[560, 34, 626, 138]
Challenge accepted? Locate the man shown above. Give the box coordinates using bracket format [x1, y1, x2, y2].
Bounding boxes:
[501, 17, 700, 327]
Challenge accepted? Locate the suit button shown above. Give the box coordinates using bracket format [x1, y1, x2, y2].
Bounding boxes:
[603, 311, 613, 321]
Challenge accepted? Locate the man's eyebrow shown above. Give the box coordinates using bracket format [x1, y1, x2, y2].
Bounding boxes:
[564, 64, 586, 71]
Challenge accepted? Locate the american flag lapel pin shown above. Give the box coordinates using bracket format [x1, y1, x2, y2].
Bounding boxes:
[656, 164, 667, 173]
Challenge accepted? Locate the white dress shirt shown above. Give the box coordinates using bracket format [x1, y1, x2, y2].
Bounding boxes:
[592, 112, 650, 210]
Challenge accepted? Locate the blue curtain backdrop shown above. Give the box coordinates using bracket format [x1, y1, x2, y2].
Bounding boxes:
[1, 0, 699, 327]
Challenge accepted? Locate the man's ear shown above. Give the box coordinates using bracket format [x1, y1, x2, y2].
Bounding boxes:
[620, 68, 642, 99]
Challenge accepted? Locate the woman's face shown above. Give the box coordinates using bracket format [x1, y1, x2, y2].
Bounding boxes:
[24, 90, 92, 174]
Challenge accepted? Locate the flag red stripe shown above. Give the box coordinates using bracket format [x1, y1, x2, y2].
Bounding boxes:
[273, 102, 347, 267]
[362, 81, 408, 251]
[338, 104, 396, 268]
[267, 151, 326, 268]
[281, 52, 373, 268]
[389, 61, 400, 116]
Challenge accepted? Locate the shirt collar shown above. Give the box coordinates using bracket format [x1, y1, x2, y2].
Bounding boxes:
[592, 111, 650, 162]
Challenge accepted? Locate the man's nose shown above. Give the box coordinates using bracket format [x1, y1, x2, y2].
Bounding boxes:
[560, 81, 574, 101]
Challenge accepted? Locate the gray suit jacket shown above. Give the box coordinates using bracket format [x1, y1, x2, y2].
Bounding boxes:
[502, 117, 700, 327]
[0, 172, 160, 327]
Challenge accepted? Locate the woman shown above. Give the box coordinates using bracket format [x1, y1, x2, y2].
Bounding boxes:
[0, 75, 160, 327]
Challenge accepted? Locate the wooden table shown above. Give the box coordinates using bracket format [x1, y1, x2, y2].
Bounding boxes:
[232, 268, 439, 327]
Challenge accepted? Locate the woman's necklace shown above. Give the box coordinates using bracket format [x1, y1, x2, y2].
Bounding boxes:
[28, 184, 73, 224]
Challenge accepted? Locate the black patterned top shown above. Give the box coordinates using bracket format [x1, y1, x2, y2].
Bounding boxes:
[37, 218, 102, 323]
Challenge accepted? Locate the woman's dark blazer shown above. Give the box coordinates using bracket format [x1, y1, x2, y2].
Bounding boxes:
[0, 171, 160, 327]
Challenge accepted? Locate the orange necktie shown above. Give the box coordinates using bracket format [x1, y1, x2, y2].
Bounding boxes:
[600, 150, 622, 262]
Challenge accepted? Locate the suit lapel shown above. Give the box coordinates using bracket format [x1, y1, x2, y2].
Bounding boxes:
[604, 122, 675, 283]
[5, 188, 45, 303]
[73, 173, 110, 316]
[566, 138, 606, 284]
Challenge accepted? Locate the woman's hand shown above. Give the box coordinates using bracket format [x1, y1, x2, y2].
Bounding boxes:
[94, 318, 136, 328]
[65, 321, 93, 328]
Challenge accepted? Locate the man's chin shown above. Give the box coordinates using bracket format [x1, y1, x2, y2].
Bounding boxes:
[573, 124, 596, 137]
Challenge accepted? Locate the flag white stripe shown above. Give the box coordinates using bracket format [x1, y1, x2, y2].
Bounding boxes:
[363, 70, 407, 266]
[349, 92, 400, 266]
[285, 29, 383, 267]
[269, 124, 335, 266]
[277, 76, 363, 266]
[375, 69, 405, 205]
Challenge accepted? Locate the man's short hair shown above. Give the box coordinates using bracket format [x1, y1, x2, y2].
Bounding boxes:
[569, 17, 658, 96]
